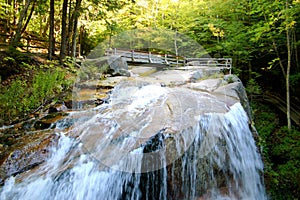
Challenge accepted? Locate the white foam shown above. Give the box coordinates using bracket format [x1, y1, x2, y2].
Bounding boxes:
[127, 84, 167, 112]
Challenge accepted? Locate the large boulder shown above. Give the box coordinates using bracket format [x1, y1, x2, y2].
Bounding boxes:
[108, 56, 130, 77]
[0, 68, 249, 182]
[0, 65, 265, 200]
[71, 69, 251, 175]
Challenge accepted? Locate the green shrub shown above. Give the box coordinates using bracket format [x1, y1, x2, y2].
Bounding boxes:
[253, 101, 300, 199]
[269, 127, 300, 199]
[0, 79, 27, 122]
[0, 67, 72, 125]
[30, 70, 65, 103]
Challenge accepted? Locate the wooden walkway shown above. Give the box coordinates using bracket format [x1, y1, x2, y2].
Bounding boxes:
[105, 48, 232, 73]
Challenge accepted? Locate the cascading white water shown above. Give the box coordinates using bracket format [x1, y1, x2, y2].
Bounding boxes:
[0, 82, 267, 200]
[0, 134, 143, 200]
[173, 103, 267, 200]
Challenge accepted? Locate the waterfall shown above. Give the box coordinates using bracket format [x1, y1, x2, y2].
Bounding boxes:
[0, 84, 266, 200]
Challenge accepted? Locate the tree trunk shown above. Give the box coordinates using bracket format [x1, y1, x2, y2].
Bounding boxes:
[60, 0, 69, 63]
[4, 0, 12, 43]
[79, 25, 85, 56]
[174, 30, 178, 57]
[66, 0, 73, 54]
[21, 0, 36, 34]
[286, 40, 291, 131]
[272, 39, 287, 79]
[12, 0, 18, 29]
[286, 0, 292, 131]
[48, 0, 55, 60]
[71, 0, 82, 57]
[10, 0, 31, 47]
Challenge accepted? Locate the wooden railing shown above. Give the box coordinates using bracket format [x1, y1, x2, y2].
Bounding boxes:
[0, 32, 49, 52]
[105, 48, 232, 73]
[185, 57, 232, 74]
[105, 48, 185, 66]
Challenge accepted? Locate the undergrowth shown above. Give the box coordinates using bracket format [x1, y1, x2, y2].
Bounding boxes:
[0, 52, 75, 125]
[252, 101, 300, 200]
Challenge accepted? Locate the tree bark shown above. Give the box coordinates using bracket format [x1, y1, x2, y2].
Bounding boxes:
[10, 0, 31, 47]
[70, 0, 82, 57]
[79, 25, 85, 56]
[66, 0, 73, 54]
[21, 0, 36, 34]
[48, 0, 55, 60]
[286, 0, 291, 131]
[174, 30, 178, 65]
[272, 39, 287, 79]
[3, 0, 12, 43]
[60, 0, 69, 63]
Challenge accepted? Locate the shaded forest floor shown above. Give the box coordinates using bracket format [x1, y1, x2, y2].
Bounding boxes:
[0, 48, 56, 84]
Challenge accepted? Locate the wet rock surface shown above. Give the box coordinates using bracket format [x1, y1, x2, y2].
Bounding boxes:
[71, 63, 253, 167]
[0, 132, 60, 184]
[0, 111, 68, 184]
[0, 63, 256, 197]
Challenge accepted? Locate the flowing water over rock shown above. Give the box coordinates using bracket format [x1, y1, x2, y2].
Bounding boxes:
[0, 68, 266, 199]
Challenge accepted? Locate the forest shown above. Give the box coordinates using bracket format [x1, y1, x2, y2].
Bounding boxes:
[0, 0, 299, 199]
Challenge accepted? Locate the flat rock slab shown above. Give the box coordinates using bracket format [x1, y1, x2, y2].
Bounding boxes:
[75, 80, 237, 172]
[0, 65, 250, 181]
[188, 78, 223, 92]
